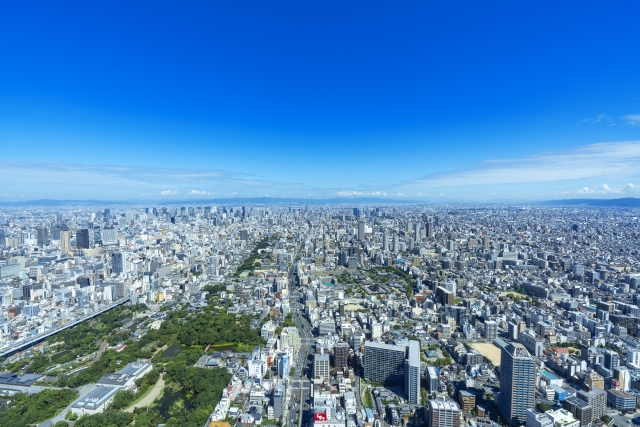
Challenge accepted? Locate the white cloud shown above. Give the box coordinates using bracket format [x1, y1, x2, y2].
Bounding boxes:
[582, 114, 614, 125]
[334, 191, 387, 197]
[576, 183, 636, 194]
[188, 190, 215, 196]
[622, 114, 640, 126]
[407, 141, 640, 188]
[160, 190, 179, 196]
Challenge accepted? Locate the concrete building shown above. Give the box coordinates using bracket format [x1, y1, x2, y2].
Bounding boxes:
[428, 399, 462, 427]
[575, 387, 606, 422]
[484, 320, 498, 340]
[498, 342, 536, 426]
[314, 353, 330, 381]
[363, 341, 420, 404]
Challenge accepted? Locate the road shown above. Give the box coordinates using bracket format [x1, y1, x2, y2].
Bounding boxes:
[125, 374, 165, 412]
[285, 240, 315, 427]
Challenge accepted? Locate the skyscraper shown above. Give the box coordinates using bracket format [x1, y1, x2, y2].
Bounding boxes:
[426, 221, 434, 238]
[358, 220, 365, 241]
[60, 230, 71, 254]
[111, 252, 128, 275]
[36, 226, 48, 246]
[404, 340, 420, 405]
[76, 228, 90, 249]
[0, 228, 5, 246]
[498, 342, 535, 426]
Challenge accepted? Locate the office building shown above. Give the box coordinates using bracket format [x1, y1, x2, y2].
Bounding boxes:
[314, 353, 330, 381]
[603, 349, 619, 371]
[111, 252, 127, 275]
[60, 229, 71, 254]
[426, 366, 439, 392]
[497, 342, 535, 426]
[606, 390, 636, 411]
[102, 226, 116, 244]
[334, 342, 350, 370]
[358, 220, 365, 241]
[36, 226, 48, 246]
[76, 228, 90, 249]
[484, 320, 498, 340]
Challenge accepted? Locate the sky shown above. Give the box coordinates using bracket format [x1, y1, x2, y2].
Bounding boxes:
[1, 1, 640, 202]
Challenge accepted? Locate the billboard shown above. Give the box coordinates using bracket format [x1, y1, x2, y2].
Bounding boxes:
[314, 412, 327, 422]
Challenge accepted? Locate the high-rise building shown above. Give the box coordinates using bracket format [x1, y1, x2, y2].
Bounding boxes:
[314, 353, 330, 381]
[60, 230, 71, 254]
[497, 342, 535, 426]
[334, 342, 350, 370]
[36, 226, 48, 246]
[93, 226, 102, 244]
[273, 382, 285, 419]
[426, 221, 434, 238]
[604, 349, 619, 371]
[364, 341, 420, 404]
[102, 226, 116, 244]
[0, 228, 5, 246]
[76, 228, 90, 249]
[427, 399, 462, 427]
[111, 252, 127, 275]
[484, 320, 498, 340]
[575, 387, 606, 422]
[405, 341, 420, 405]
[426, 366, 439, 392]
[358, 220, 365, 241]
[383, 232, 389, 251]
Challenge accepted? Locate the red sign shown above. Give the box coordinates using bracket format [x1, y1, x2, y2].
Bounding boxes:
[314, 412, 327, 422]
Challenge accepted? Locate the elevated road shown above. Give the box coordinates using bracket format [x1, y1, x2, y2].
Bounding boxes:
[0, 296, 130, 357]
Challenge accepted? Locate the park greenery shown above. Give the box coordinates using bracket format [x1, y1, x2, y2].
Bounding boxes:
[0, 388, 78, 427]
[177, 310, 264, 349]
[3, 305, 143, 374]
[234, 236, 274, 276]
[163, 363, 232, 426]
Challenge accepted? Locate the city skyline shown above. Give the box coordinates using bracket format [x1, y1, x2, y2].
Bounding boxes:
[2, 2, 640, 201]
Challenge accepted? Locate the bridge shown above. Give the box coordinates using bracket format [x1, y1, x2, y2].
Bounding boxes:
[0, 295, 130, 358]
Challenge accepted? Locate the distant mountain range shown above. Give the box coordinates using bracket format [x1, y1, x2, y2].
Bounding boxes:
[0, 196, 425, 207]
[540, 197, 640, 207]
[3, 197, 640, 207]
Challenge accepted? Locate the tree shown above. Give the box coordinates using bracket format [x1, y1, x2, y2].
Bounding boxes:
[363, 388, 373, 408]
[536, 402, 552, 413]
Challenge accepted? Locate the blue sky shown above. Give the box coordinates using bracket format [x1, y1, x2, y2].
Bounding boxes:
[1, 1, 640, 202]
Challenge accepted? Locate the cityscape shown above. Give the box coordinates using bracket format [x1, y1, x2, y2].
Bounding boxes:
[3, 204, 640, 427]
[2, 2, 640, 427]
